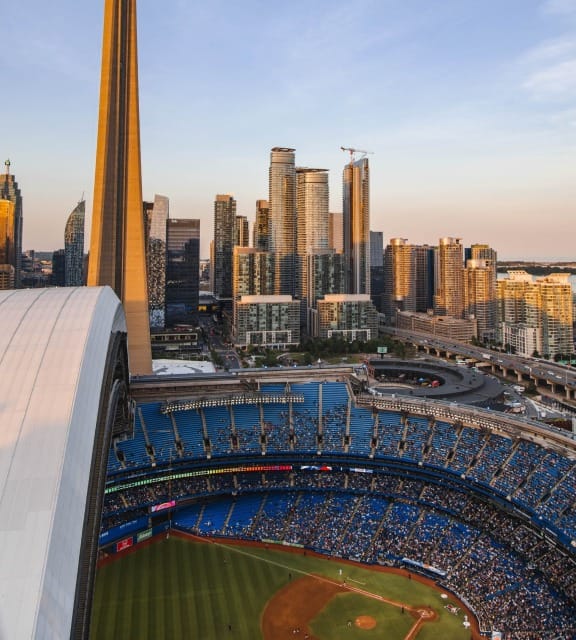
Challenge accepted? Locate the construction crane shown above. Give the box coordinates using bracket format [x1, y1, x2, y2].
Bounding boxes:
[340, 146, 373, 163]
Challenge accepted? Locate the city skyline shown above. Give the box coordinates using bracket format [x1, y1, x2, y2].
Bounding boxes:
[3, 0, 576, 260]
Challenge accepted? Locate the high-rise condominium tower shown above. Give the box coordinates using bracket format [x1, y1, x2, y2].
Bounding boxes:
[343, 157, 370, 295]
[328, 212, 344, 253]
[233, 247, 274, 300]
[296, 168, 329, 253]
[213, 194, 236, 299]
[434, 237, 464, 318]
[0, 199, 15, 289]
[51, 249, 66, 287]
[464, 250, 497, 341]
[253, 200, 269, 251]
[468, 243, 497, 267]
[88, 0, 152, 374]
[413, 245, 435, 312]
[166, 219, 200, 327]
[296, 167, 329, 324]
[384, 240, 435, 320]
[533, 274, 573, 357]
[369, 231, 383, 268]
[269, 148, 296, 296]
[64, 200, 85, 286]
[384, 238, 416, 318]
[306, 251, 346, 306]
[0, 160, 22, 287]
[370, 231, 384, 312]
[497, 271, 573, 357]
[145, 194, 168, 328]
[235, 215, 249, 248]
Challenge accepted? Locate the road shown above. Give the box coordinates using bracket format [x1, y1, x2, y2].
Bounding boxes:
[381, 327, 576, 391]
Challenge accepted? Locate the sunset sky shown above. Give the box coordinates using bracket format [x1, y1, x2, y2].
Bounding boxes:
[2, 0, 576, 259]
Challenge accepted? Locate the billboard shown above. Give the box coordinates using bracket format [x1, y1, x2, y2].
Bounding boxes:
[116, 537, 133, 552]
[137, 528, 153, 543]
[150, 500, 176, 513]
[99, 516, 148, 546]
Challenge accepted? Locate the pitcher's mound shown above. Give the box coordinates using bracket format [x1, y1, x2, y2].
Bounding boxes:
[355, 615, 376, 629]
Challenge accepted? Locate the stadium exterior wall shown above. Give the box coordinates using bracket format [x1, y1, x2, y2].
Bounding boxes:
[0, 287, 127, 640]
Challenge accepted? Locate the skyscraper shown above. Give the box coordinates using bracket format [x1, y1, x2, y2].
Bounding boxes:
[232, 247, 274, 300]
[370, 231, 384, 312]
[88, 0, 152, 374]
[464, 257, 497, 341]
[51, 249, 66, 287]
[468, 243, 497, 267]
[64, 200, 85, 286]
[0, 160, 23, 287]
[146, 194, 168, 328]
[533, 274, 573, 357]
[369, 231, 383, 269]
[413, 245, 435, 312]
[231, 247, 301, 348]
[383, 240, 435, 321]
[0, 199, 15, 289]
[497, 271, 574, 357]
[213, 194, 236, 300]
[296, 167, 329, 325]
[269, 148, 297, 296]
[328, 212, 343, 253]
[305, 250, 346, 333]
[296, 168, 329, 254]
[343, 157, 370, 295]
[166, 219, 200, 327]
[434, 237, 464, 318]
[384, 238, 415, 319]
[253, 200, 269, 251]
[235, 215, 249, 248]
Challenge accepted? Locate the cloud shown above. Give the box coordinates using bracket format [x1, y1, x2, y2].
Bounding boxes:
[542, 0, 576, 15]
[520, 36, 576, 62]
[545, 107, 576, 127]
[523, 59, 576, 97]
[519, 34, 576, 100]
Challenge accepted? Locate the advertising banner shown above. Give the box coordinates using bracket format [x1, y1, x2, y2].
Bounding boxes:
[150, 500, 176, 513]
[137, 529, 153, 543]
[116, 537, 134, 553]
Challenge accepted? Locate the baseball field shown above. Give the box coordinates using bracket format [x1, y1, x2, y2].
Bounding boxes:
[90, 534, 476, 639]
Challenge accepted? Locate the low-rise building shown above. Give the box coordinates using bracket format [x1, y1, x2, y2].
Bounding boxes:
[396, 310, 478, 342]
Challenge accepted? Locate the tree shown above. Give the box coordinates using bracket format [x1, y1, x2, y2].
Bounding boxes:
[302, 351, 313, 365]
[262, 350, 278, 367]
[525, 381, 538, 396]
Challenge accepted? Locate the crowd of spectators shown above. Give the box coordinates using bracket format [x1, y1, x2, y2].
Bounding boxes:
[103, 381, 576, 637]
[103, 467, 576, 637]
[110, 385, 576, 543]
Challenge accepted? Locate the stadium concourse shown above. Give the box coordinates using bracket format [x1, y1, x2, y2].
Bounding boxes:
[102, 377, 576, 638]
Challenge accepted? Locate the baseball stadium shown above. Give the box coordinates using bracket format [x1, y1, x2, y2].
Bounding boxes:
[2, 256, 575, 640]
[94, 372, 576, 639]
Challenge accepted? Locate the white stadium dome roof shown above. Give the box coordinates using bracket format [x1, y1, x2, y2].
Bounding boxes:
[0, 286, 125, 639]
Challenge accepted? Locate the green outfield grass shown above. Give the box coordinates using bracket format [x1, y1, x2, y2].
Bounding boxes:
[90, 536, 472, 640]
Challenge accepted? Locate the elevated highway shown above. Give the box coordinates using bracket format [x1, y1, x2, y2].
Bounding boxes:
[382, 327, 576, 407]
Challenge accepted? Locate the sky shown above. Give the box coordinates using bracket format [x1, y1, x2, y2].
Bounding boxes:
[2, 0, 576, 260]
